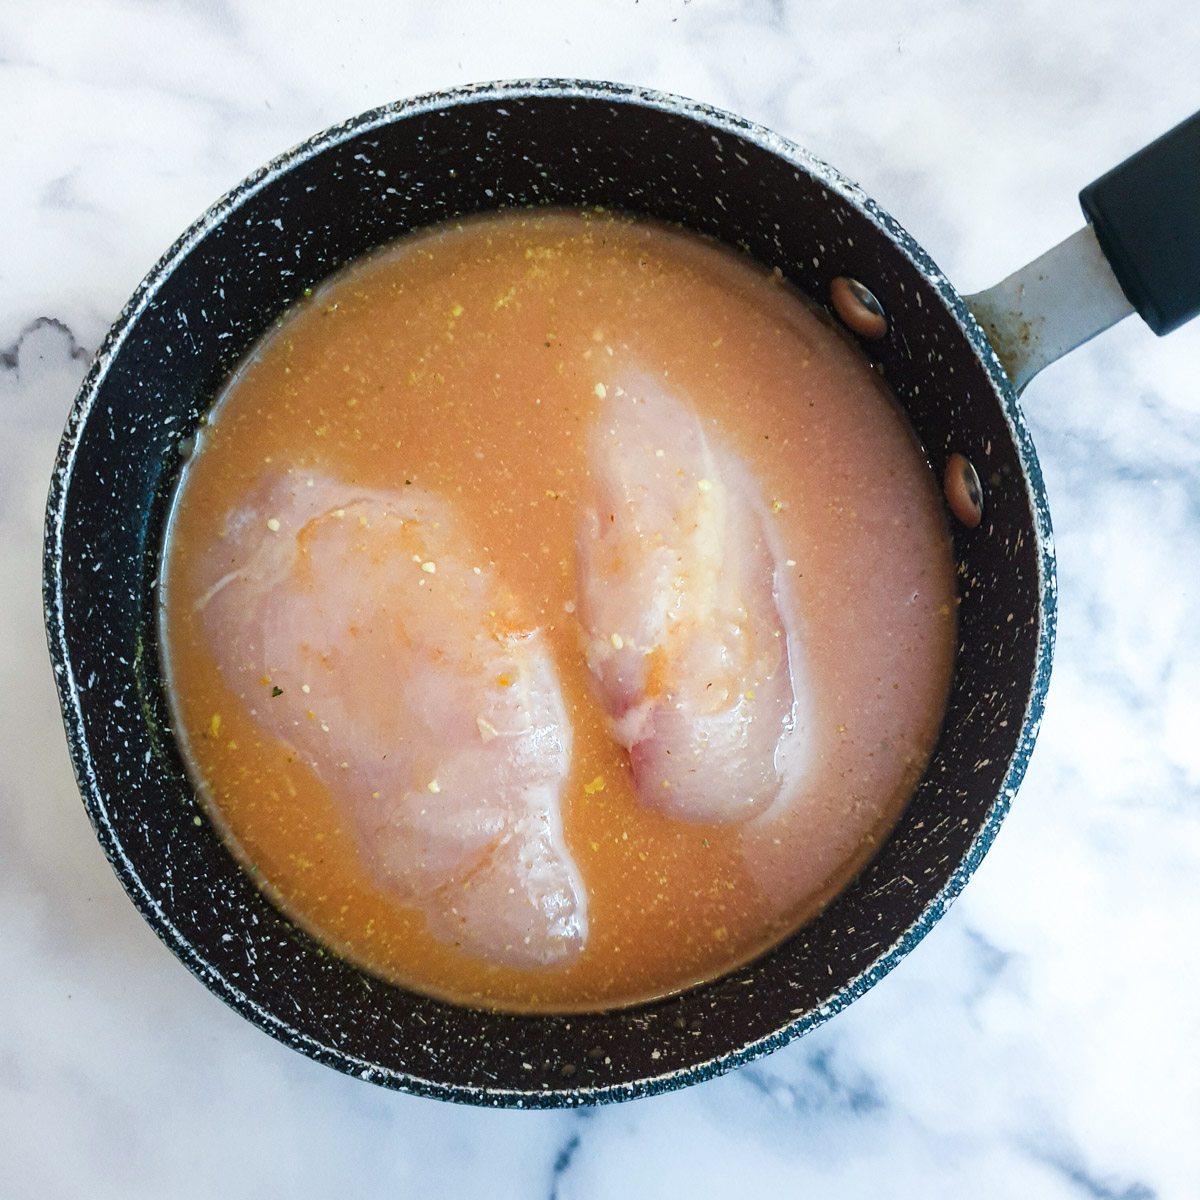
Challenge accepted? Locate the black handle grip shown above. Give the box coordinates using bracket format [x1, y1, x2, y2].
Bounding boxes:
[1079, 110, 1200, 336]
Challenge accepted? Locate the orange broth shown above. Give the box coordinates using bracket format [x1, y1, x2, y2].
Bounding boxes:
[160, 208, 957, 1011]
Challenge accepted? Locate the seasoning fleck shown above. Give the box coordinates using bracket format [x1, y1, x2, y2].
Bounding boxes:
[427, 779, 441, 794]
[610, 633, 624, 650]
[583, 776, 605, 795]
[266, 518, 281, 532]
[421, 561, 437, 574]
[594, 382, 607, 399]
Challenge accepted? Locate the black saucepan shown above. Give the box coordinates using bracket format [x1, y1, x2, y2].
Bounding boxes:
[43, 80, 1199, 1106]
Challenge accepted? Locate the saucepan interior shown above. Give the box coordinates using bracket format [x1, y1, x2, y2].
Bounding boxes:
[44, 80, 1055, 1105]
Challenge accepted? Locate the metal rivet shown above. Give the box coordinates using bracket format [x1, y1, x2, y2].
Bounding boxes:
[831, 276, 888, 339]
[944, 453, 983, 528]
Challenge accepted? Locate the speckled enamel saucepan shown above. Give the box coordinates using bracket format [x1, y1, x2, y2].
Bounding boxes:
[43, 81, 1200, 1107]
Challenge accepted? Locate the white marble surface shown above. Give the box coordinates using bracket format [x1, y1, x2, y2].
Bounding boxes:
[4, 1, 1199, 1195]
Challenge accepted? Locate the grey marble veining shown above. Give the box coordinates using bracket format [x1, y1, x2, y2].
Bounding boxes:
[3, 1, 1199, 1196]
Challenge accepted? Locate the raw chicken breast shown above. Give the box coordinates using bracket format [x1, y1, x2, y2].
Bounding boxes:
[195, 472, 587, 967]
[576, 376, 808, 823]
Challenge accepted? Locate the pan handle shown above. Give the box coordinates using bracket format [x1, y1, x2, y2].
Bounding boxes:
[1081, 110, 1200, 336]
[966, 109, 1200, 393]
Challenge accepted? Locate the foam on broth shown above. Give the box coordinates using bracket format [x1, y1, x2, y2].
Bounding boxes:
[160, 208, 957, 1012]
